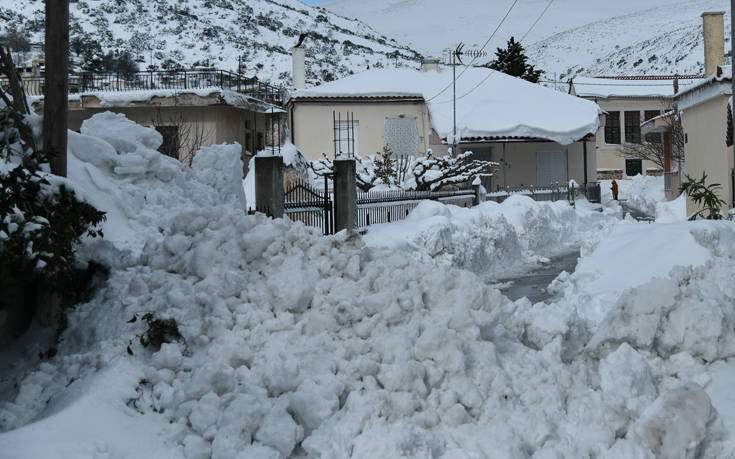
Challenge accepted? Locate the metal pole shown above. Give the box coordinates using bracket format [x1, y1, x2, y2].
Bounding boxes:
[452, 52, 457, 158]
[731, 0, 735, 206]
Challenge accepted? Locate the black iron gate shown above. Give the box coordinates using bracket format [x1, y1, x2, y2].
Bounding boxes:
[284, 177, 334, 235]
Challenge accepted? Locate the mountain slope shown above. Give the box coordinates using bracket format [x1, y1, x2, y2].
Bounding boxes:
[324, 0, 731, 79]
[0, 0, 423, 87]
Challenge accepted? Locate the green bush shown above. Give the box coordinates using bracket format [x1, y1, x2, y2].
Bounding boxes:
[680, 172, 728, 220]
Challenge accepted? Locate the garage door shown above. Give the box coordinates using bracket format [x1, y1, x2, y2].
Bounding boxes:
[536, 150, 568, 186]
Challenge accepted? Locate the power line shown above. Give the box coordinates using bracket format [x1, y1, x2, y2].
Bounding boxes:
[433, 0, 556, 105]
[425, 0, 520, 103]
[520, 0, 554, 43]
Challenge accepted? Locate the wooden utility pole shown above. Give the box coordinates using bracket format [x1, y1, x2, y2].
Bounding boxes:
[43, 0, 70, 177]
[731, 1, 735, 206]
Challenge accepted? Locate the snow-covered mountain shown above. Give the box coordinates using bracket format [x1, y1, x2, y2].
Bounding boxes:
[0, 0, 423, 87]
[324, 0, 731, 80]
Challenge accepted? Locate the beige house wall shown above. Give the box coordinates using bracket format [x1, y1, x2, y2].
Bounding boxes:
[591, 98, 672, 175]
[290, 100, 431, 161]
[453, 140, 595, 190]
[681, 95, 734, 215]
[67, 105, 272, 170]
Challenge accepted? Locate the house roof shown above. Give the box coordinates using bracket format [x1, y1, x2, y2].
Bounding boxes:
[570, 76, 701, 98]
[291, 66, 602, 146]
[674, 65, 732, 110]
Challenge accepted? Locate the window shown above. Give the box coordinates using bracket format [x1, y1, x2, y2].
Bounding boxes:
[156, 126, 179, 159]
[605, 111, 621, 144]
[384, 118, 418, 157]
[245, 132, 253, 154]
[625, 111, 641, 144]
[257, 132, 264, 151]
[644, 110, 662, 144]
[335, 120, 359, 156]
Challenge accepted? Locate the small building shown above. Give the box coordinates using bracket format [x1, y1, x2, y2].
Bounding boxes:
[675, 65, 735, 215]
[569, 11, 727, 181]
[288, 63, 601, 191]
[27, 69, 286, 171]
[569, 75, 699, 180]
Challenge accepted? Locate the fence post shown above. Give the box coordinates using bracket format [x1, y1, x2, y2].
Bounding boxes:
[334, 158, 357, 232]
[472, 179, 483, 206]
[255, 156, 284, 218]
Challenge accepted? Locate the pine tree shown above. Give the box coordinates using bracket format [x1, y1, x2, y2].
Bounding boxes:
[488, 37, 543, 83]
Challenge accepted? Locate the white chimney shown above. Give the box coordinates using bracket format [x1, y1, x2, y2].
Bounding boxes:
[702, 11, 726, 76]
[292, 47, 306, 90]
[420, 58, 440, 72]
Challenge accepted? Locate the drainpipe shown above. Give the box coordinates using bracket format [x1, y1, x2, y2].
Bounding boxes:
[289, 102, 295, 144]
[503, 142, 508, 188]
[583, 137, 588, 185]
[732, 0, 735, 207]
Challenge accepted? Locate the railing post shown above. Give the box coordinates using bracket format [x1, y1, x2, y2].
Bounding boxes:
[183, 70, 187, 89]
[255, 156, 284, 218]
[472, 180, 483, 206]
[334, 158, 357, 232]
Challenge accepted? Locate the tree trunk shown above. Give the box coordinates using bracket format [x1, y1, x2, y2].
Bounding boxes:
[43, 0, 70, 177]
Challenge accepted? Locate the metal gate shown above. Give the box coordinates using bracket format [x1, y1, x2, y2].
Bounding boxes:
[284, 177, 334, 235]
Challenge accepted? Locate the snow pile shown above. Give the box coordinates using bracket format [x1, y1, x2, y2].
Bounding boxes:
[2, 113, 735, 458]
[364, 195, 617, 279]
[600, 175, 686, 221]
[192, 143, 247, 211]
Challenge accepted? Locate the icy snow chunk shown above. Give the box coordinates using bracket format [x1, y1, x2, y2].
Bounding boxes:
[586, 279, 677, 357]
[189, 392, 220, 436]
[68, 131, 118, 170]
[599, 343, 657, 416]
[632, 383, 723, 458]
[81, 111, 162, 153]
[192, 143, 247, 210]
[183, 434, 211, 459]
[152, 343, 184, 369]
[253, 400, 304, 458]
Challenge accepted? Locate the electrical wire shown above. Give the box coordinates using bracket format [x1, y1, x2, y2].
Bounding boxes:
[432, 0, 556, 105]
[424, 0, 520, 103]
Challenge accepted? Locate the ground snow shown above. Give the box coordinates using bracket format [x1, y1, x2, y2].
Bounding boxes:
[2, 113, 735, 458]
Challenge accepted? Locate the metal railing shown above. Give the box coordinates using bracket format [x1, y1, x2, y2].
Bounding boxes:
[356, 189, 475, 228]
[12, 69, 286, 107]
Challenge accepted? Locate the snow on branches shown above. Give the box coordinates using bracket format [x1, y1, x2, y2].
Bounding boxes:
[310, 149, 497, 192]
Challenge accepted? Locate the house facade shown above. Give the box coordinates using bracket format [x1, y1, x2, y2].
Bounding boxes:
[27, 69, 286, 171]
[569, 76, 699, 180]
[675, 65, 735, 215]
[569, 11, 725, 181]
[289, 64, 601, 191]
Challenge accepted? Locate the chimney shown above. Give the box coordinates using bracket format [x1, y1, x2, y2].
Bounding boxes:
[292, 47, 306, 90]
[702, 11, 726, 76]
[420, 58, 440, 72]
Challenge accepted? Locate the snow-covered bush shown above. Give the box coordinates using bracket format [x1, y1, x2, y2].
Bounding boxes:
[0, 115, 106, 344]
[311, 150, 497, 192]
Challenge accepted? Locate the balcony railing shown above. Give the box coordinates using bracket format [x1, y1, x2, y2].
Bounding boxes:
[9, 69, 285, 107]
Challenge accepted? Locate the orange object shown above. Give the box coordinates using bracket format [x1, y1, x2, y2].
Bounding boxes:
[611, 180, 619, 200]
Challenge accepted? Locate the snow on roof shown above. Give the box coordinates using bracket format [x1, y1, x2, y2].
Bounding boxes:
[292, 67, 601, 145]
[675, 65, 732, 99]
[66, 88, 285, 113]
[571, 76, 700, 98]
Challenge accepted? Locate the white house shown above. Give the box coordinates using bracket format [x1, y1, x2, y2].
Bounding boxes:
[288, 62, 602, 191]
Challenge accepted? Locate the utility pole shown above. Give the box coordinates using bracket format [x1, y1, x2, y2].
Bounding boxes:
[452, 50, 457, 158]
[43, 0, 70, 177]
[731, 1, 735, 206]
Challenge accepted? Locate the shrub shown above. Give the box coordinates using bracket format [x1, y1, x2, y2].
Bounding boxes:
[680, 172, 728, 220]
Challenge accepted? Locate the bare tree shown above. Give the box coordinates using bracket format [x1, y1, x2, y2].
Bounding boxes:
[619, 109, 684, 171]
[150, 107, 213, 166]
[0, 46, 36, 161]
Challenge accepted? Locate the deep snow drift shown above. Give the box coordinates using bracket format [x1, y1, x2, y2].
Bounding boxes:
[1, 113, 735, 458]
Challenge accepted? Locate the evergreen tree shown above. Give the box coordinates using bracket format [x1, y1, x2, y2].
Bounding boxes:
[488, 37, 543, 83]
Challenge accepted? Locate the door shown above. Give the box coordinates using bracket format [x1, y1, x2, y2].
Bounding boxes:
[625, 159, 643, 177]
[536, 150, 568, 186]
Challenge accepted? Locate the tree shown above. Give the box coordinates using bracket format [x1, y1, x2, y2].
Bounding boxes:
[488, 37, 543, 83]
[411, 151, 497, 191]
[619, 109, 684, 171]
[373, 146, 397, 185]
[150, 107, 213, 167]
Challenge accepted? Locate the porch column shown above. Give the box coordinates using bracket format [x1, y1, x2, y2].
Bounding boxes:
[334, 158, 356, 232]
[255, 156, 284, 218]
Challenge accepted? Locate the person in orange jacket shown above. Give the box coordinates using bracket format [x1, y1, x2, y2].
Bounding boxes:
[611, 179, 619, 200]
